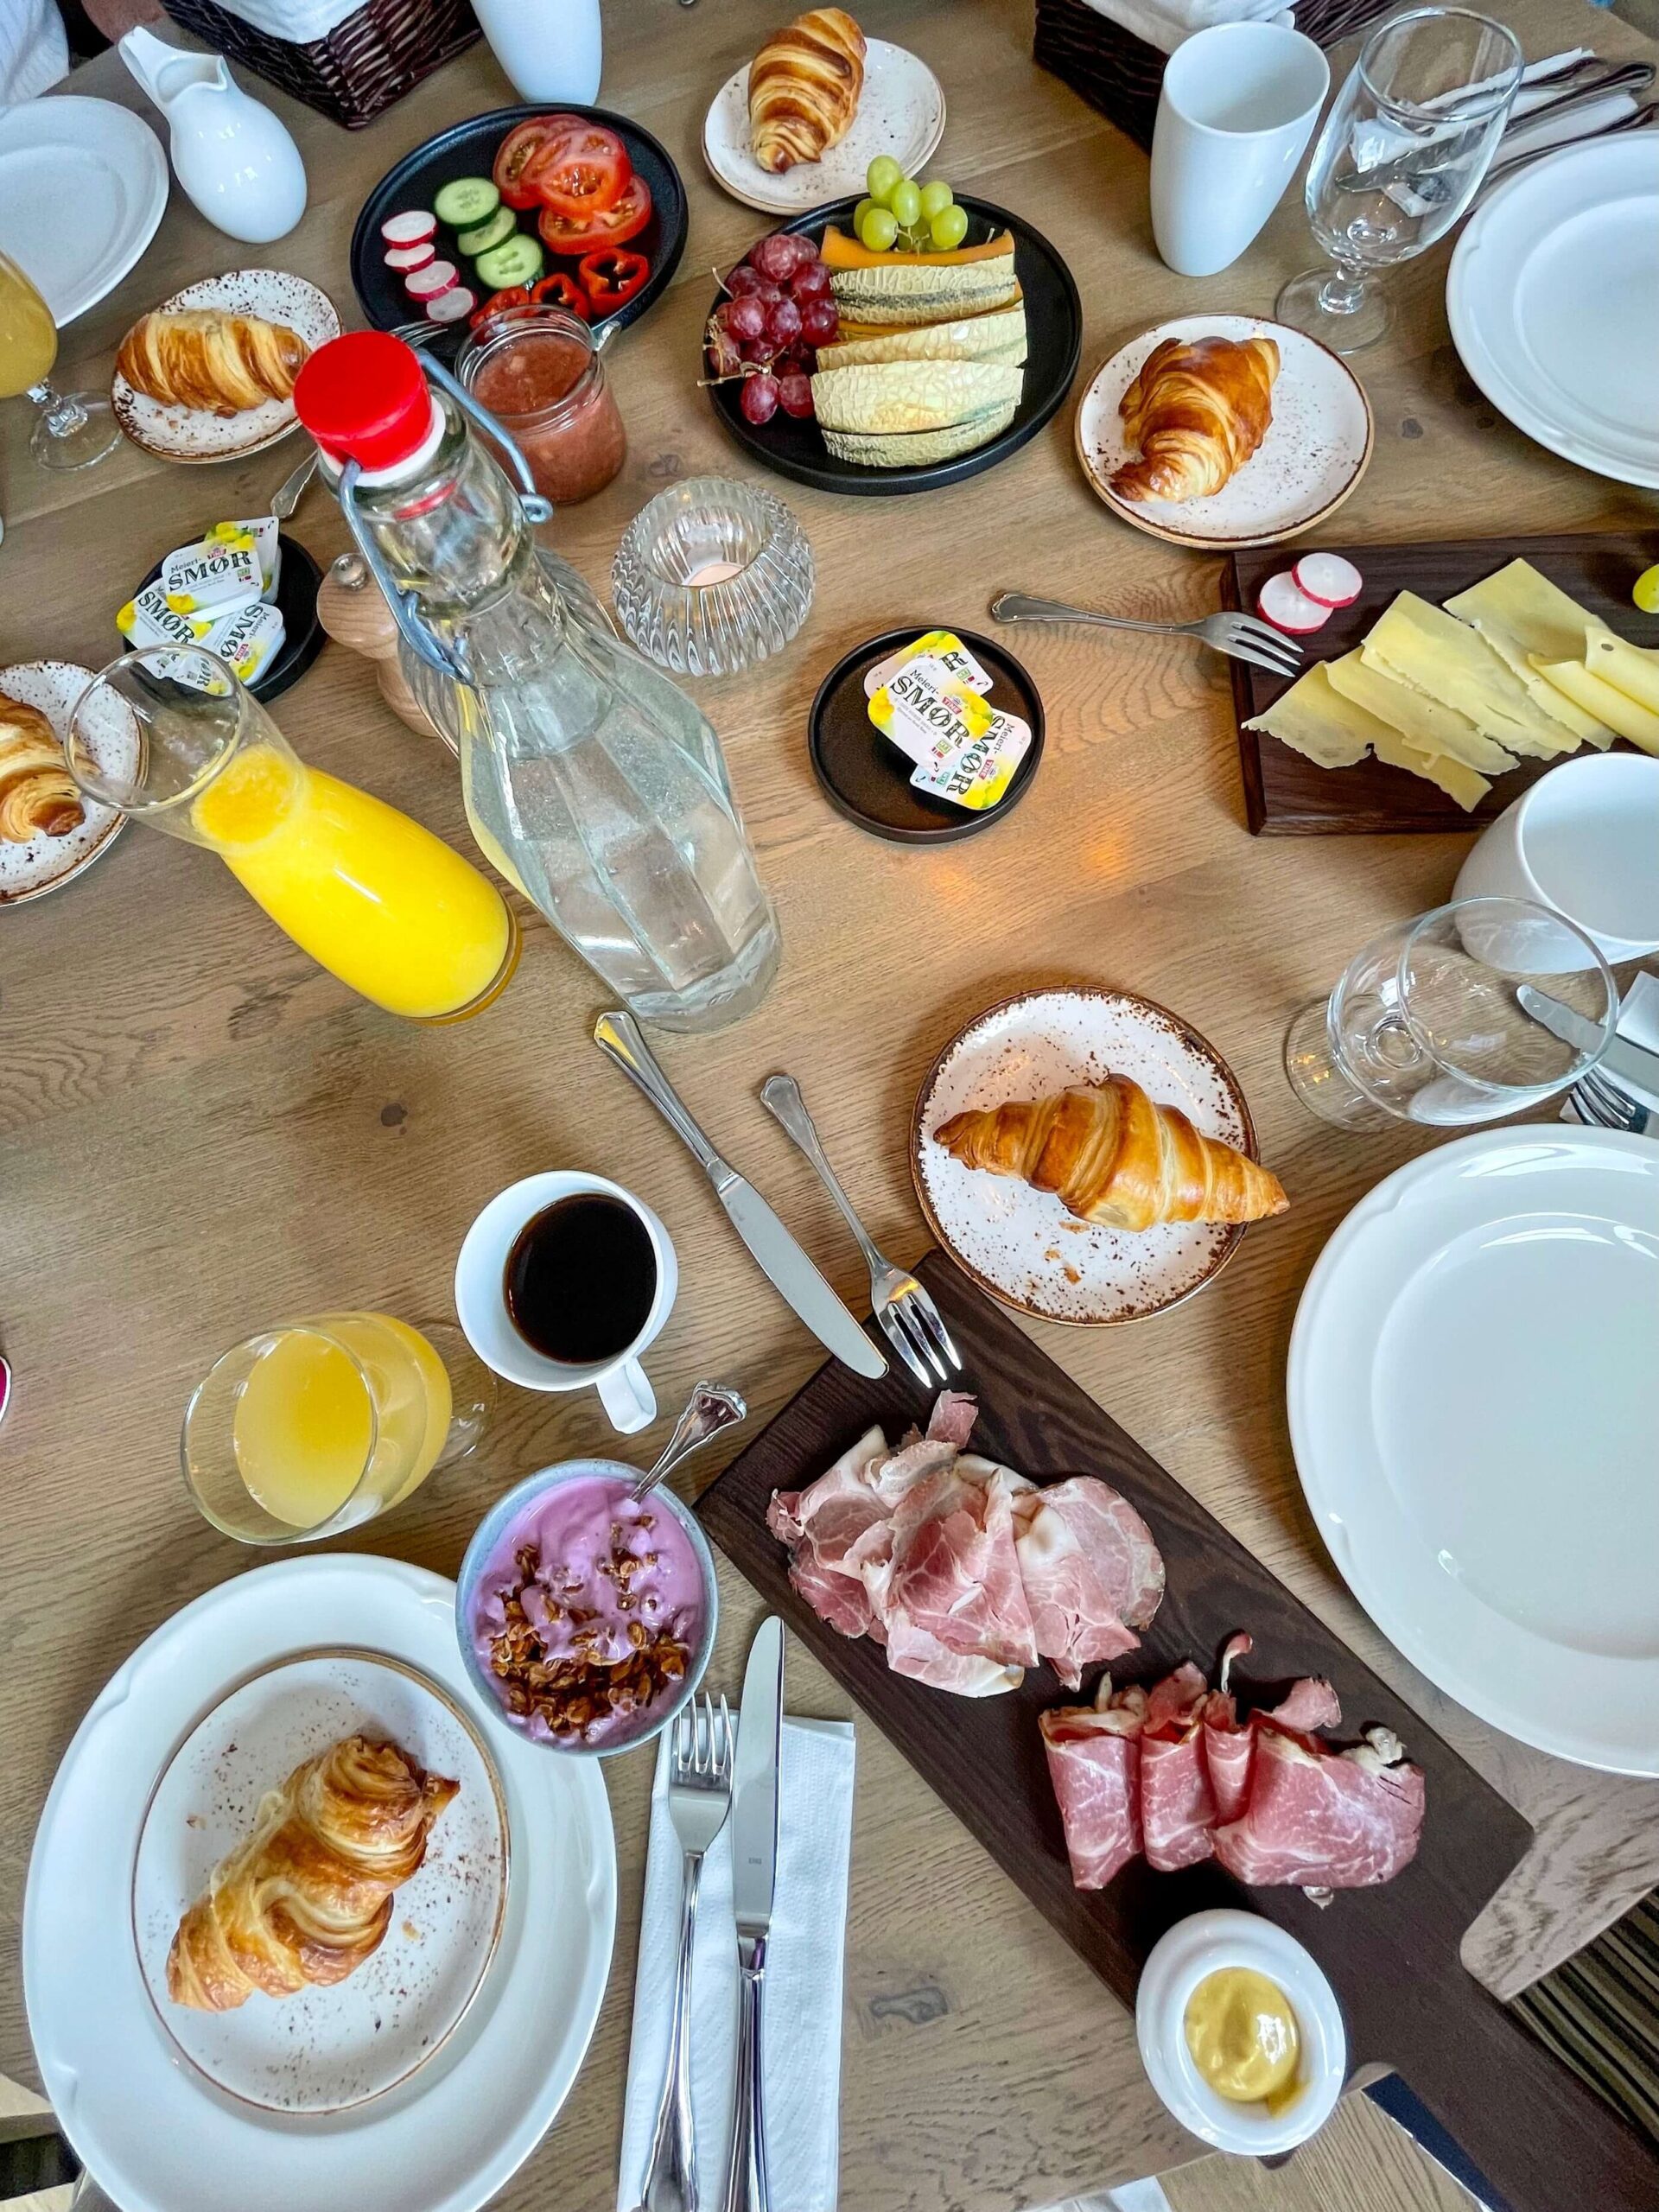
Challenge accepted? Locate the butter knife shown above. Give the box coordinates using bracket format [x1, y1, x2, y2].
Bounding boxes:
[721, 1618, 785, 2212]
[1517, 985, 1659, 1098]
[593, 1013, 887, 1379]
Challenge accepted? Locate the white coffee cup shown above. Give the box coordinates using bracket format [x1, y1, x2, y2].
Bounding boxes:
[1150, 23, 1331, 278]
[1453, 753, 1659, 967]
[472, 0, 601, 104]
[454, 1171, 676, 1434]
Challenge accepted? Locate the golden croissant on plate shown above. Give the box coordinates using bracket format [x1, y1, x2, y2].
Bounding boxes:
[116, 308, 310, 418]
[935, 1075, 1287, 1233]
[0, 690, 82, 843]
[167, 1733, 458, 2012]
[750, 8, 867, 173]
[1109, 334, 1279, 504]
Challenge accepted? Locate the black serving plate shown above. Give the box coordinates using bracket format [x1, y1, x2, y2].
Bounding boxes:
[808, 626, 1045, 842]
[351, 105, 688, 357]
[130, 534, 324, 705]
[707, 194, 1081, 498]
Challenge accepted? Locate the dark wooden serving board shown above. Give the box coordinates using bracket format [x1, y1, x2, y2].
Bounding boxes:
[1223, 531, 1659, 836]
[697, 1252, 1659, 2212]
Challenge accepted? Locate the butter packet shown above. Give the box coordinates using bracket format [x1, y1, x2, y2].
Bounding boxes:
[116, 582, 213, 651]
[869, 654, 1031, 812]
[862, 627, 994, 701]
[206, 516, 282, 602]
[201, 598, 286, 684]
[162, 537, 264, 617]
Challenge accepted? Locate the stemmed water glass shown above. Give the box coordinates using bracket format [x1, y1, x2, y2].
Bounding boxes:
[1285, 896, 1618, 1130]
[0, 248, 120, 470]
[1276, 7, 1522, 353]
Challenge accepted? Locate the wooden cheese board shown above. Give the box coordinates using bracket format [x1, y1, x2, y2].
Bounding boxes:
[1224, 530, 1659, 835]
[697, 1251, 1659, 2212]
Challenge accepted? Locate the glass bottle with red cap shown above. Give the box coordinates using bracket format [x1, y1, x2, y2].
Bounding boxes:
[294, 332, 779, 1033]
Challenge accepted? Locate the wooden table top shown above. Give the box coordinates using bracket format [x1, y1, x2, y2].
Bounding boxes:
[3, 3, 1657, 2208]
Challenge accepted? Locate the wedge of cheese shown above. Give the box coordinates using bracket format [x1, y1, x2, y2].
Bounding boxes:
[1362, 591, 1576, 759]
[1325, 650, 1516, 774]
[1243, 660, 1384, 768]
[1368, 725, 1491, 811]
[1585, 623, 1659, 716]
[814, 302, 1027, 372]
[1442, 562, 1608, 747]
[1532, 649, 1659, 756]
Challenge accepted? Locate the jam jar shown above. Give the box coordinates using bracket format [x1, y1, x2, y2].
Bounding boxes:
[458, 303, 626, 506]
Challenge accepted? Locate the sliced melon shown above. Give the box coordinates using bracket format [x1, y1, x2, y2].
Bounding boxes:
[820, 400, 1018, 468]
[810, 359, 1023, 435]
[829, 250, 1018, 324]
[819, 225, 1017, 270]
[816, 303, 1027, 372]
[831, 284, 1024, 346]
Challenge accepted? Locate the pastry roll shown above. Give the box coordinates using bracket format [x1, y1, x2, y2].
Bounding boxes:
[1110, 334, 1279, 503]
[0, 691, 82, 842]
[116, 308, 310, 418]
[750, 9, 867, 173]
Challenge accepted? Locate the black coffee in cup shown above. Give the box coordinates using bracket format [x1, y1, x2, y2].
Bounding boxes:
[504, 1193, 657, 1365]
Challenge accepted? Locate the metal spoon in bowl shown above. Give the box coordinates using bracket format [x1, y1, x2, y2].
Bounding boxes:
[632, 1382, 747, 1501]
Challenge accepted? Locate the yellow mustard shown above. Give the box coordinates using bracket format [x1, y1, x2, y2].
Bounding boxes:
[1183, 1967, 1300, 2108]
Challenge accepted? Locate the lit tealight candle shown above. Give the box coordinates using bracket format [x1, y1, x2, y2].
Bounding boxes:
[686, 559, 744, 588]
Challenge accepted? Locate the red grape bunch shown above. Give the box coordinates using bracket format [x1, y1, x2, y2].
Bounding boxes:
[703, 228, 839, 425]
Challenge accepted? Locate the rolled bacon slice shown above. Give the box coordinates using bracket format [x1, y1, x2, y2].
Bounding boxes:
[1039, 1681, 1148, 1889]
[1212, 1725, 1425, 1891]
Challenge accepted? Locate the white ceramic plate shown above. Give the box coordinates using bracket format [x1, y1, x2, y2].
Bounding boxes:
[702, 39, 946, 214]
[1447, 135, 1659, 490]
[911, 986, 1265, 1325]
[111, 269, 340, 464]
[1075, 314, 1373, 549]
[1288, 1126, 1659, 1775]
[23, 1555, 615, 2212]
[132, 1649, 509, 2115]
[0, 661, 133, 908]
[0, 97, 168, 325]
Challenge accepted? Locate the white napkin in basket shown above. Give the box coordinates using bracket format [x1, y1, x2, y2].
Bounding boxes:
[1071, 0, 1294, 61]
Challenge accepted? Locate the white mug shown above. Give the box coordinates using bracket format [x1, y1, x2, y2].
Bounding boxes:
[1150, 23, 1330, 278]
[454, 1171, 677, 1434]
[1453, 752, 1659, 967]
[473, 0, 601, 104]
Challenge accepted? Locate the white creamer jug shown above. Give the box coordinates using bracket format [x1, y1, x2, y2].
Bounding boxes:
[119, 26, 307, 245]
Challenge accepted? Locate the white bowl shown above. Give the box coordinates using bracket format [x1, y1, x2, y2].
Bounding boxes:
[1453, 752, 1659, 966]
[1135, 1910, 1346, 2154]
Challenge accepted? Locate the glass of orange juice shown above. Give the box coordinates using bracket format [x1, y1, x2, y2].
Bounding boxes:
[182, 1313, 495, 1544]
[0, 247, 120, 470]
[67, 646, 519, 1022]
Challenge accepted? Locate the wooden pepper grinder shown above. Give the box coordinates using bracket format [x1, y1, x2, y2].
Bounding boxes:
[315, 554, 454, 750]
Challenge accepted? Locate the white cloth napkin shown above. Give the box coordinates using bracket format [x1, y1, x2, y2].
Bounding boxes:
[617, 1713, 856, 2212]
[1071, 0, 1294, 62]
[1563, 969, 1659, 1119]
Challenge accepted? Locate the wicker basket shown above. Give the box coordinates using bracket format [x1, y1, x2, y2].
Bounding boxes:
[1034, 0, 1392, 151]
[161, 0, 480, 130]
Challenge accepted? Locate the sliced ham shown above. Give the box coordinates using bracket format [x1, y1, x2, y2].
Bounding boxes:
[887, 1459, 1039, 1669]
[1213, 1724, 1425, 1890]
[1202, 1633, 1344, 1823]
[1013, 1477, 1165, 1688]
[1039, 1681, 1148, 1888]
[1140, 1662, 1221, 1872]
[766, 1426, 888, 1638]
[927, 1390, 979, 1446]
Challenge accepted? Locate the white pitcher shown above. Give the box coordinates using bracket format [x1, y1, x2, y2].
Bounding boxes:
[119, 26, 307, 245]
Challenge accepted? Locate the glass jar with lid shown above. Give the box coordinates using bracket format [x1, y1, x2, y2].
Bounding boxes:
[457, 303, 626, 508]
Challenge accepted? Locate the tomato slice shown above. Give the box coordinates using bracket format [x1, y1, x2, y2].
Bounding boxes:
[531, 121, 632, 220]
[493, 120, 569, 210]
[469, 284, 531, 329]
[530, 272, 592, 318]
[578, 246, 649, 311]
[537, 172, 653, 256]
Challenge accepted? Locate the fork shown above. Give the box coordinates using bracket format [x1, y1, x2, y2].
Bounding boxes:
[1569, 1063, 1657, 1136]
[990, 592, 1303, 679]
[760, 1073, 961, 1389]
[635, 1694, 734, 2212]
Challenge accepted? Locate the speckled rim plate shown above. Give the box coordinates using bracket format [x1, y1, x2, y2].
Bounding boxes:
[111, 270, 340, 464]
[702, 38, 946, 214]
[0, 661, 133, 908]
[911, 986, 1262, 1325]
[1075, 314, 1374, 550]
[130, 1647, 509, 2118]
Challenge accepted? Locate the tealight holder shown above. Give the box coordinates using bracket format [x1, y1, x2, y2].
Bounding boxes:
[611, 476, 813, 676]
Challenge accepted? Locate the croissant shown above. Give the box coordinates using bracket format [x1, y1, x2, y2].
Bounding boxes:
[750, 8, 867, 172]
[0, 691, 82, 843]
[1109, 334, 1279, 504]
[116, 308, 310, 418]
[167, 1734, 457, 2012]
[934, 1076, 1287, 1233]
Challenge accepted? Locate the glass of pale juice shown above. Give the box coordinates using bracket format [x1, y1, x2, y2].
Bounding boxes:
[182, 1313, 495, 1544]
[0, 247, 121, 470]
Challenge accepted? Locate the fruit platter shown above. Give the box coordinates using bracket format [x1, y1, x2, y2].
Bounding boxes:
[703, 157, 1081, 496]
[351, 105, 688, 351]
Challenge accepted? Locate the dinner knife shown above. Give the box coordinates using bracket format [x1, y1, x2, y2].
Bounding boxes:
[721, 1617, 785, 2212]
[593, 1013, 888, 1379]
[1516, 984, 1659, 1098]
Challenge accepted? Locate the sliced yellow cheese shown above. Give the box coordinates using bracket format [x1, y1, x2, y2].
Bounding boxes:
[1584, 623, 1659, 716]
[810, 359, 1023, 435]
[1243, 661, 1384, 768]
[1531, 652, 1659, 756]
[1363, 591, 1575, 759]
[1442, 562, 1606, 747]
[1325, 650, 1516, 774]
[1369, 726, 1491, 811]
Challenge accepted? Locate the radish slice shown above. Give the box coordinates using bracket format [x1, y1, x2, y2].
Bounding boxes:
[1292, 552, 1363, 608]
[385, 239, 435, 272]
[1258, 571, 1332, 634]
[381, 209, 436, 248]
[404, 260, 458, 299]
[425, 284, 477, 323]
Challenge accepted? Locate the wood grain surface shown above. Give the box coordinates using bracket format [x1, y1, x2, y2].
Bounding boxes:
[1225, 529, 1659, 833]
[3, 3, 1659, 2209]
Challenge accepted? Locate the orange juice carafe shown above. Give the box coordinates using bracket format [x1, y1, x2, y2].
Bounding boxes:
[66, 646, 518, 1022]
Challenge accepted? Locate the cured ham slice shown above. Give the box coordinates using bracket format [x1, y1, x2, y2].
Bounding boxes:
[1039, 1681, 1148, 1888]
[1140, 1662, 1222, 1872]
[887, 1458, 1039, 1669]
[766, 1425, 888, 1638]
[1202, 1634, 1343, 1825]
[1213, 1725, 1425, 1891]
[1014, 1478, 1166, 1688]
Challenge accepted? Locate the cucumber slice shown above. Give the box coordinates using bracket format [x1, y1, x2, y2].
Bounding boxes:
[475, 234, 544, 289]
[434, 176, 500, 229]
[457, 205, 516, 257]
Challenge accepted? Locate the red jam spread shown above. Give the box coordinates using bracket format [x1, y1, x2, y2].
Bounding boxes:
[472, 329, 626, 506]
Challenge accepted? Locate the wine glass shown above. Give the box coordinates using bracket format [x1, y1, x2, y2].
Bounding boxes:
[1284, 896, 1618, 1129]
[1276, 7, 1522, 353]
[0, 248, 121, 470]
